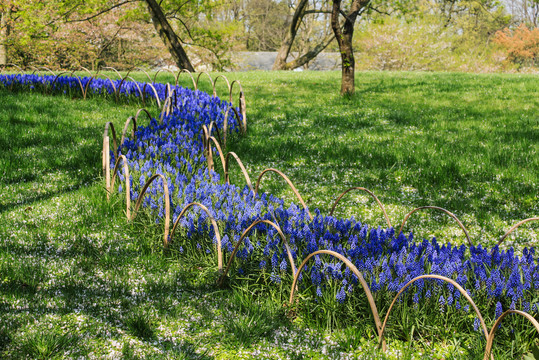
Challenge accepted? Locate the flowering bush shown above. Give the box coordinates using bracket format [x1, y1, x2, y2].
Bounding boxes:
[494, 24, 539, 67]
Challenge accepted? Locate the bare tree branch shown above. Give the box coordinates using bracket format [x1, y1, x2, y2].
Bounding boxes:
[66, 0, 140, 23]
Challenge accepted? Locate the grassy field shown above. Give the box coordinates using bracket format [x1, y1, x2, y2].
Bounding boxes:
[0, 71, 538, 359]
[176, 71, 538, 248]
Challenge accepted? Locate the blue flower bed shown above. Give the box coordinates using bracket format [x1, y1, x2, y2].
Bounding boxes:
[2, 73, 538, 322]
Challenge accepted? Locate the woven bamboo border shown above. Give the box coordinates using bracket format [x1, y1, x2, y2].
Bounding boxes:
[126, 75, 144, 101]
[218, 219, 297, 286]
[483, 310, 539, 360]
[102, 66, 122, 80]
[68, 70, 90, 99]
[254, 168, 313, 221]
[130, 173, 171, 248]
[399, 206, 473, 246]
[329, 187, 392, 228]
[145, 82, 161, 108]
[169, 202, 223, 270]
[289, 249, 386, 350]
[497, 217, 539, 248]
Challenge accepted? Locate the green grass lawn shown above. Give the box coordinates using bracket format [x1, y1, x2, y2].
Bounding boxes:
[184, 71, 538, 248]
[0, 71, 538, 359]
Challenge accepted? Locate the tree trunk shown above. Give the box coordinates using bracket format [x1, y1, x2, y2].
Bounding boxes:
[0, 7, 11, 66]
[330, 0, 368, 95]
[145, 0, 194, 72]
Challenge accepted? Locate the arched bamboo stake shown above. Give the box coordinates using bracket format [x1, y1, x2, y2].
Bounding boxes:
[166, 86, 178, 108]
[159, 96, 173, 123]
[130, 174, 171, 248]
[108, 155, 131, 218]
[126, 75, 144, 101]
[230, 80, 247, 133]
[483, 310, 539, 360]
[78, 67, 96, 98]
[222, 105, 245, 147]
[0, 64, 24, 91]
[120, 116, 137, 146]
[103, 122, 118, 191]
[0, 63, 24, 74]
[68, 70, 86, 99]
[29, 66, 55, 94]
[224, 152, 253, 193]
[212, 74, 231, 98]
[135, 67, 153, 82]
[201, 125, 212, 171]
[93, 73, 117, 97]
[207, 136, 226, 176]
[144, 82, 161, 108]
[102, 66, 123, 80]
[30, 65, 56, 77]
[135, 108, 153, 123]
[399, 206, 473, 246]
[207, 121, 223, 147]
[378, 274, 490, 358]
[496, 217, 539, 248]
[177, 69, 197, 90]
[195, 72, 214, 92]
[165, 83, 172, 100]
[169, 202, 223, 270]
[330, 187, 392, 228]
[116, 69, 133, 99]
[254, 168, 313, 221]
[49, 71, 68, 93]
[153, 68, 176, 85]
[289, 249, 385, 350]
[217, 219, 297, 286]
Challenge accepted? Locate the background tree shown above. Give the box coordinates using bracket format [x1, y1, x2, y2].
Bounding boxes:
[331, 0, 371, 95]
[0, 2, 12, 65]
[272, 0, 335, 70]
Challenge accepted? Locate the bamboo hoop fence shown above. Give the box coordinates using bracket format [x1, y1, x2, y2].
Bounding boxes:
[2, 65, 537, 357]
